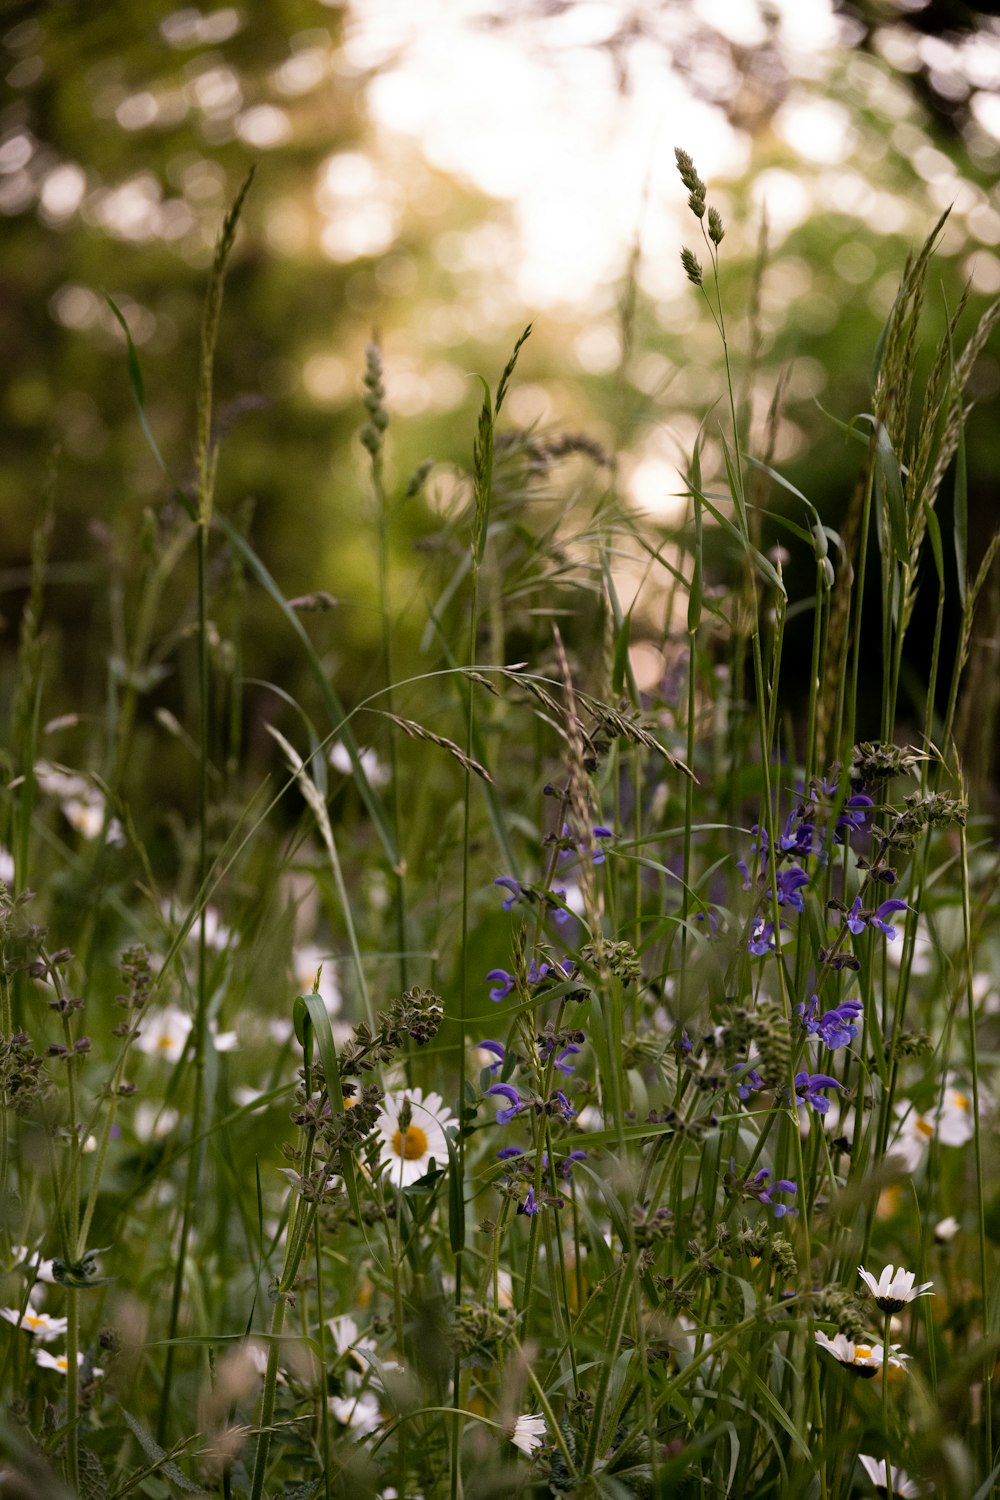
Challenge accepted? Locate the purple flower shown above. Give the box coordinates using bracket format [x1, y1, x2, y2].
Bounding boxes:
[750, 1168, 799, 1218]
[845, 898, 867, 936]
[775, 865, 809, 911]
[486, 968, 515, 1003]
[797, 996, 864, 1050]
[844, 897, 911, 942]
[488, 1083, 527, 1125]
[748, 920, 779, 957]
[834, 794, 873, 841]
[793, 1071, 844, 1114]
[736, 858, 753, 890]
[494, 876, 523, 910]
[478, 1040, 506, 1073]
[779, 810, 815, 857]
[517, 1187, 539, 1216]
[496, 1145, 524, 1161]
[870, 899, 909, 940]
[551, 1090, 577, 1121]
[553, 1044, 581, 1074]
[549, 888, 575, 926]
[553, 822, 615, 864]
[736, 1066, 765, 1101]
[557, 1150, 586, 1180]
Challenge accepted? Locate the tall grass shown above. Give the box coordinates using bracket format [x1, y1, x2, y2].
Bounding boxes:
[0, 153, 999, 1500]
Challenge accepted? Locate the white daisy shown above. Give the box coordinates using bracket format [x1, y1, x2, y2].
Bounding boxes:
[858, 1454, 924, 1496]
[292, 944, 342, 1016]
[935, 1083, 975, 1147]
[510, 1413, 546, 1455]
[376, 1087, 455, 1189]
[132, 1104, 179, 1140]
[135, 1005, 192, 1063]
[329, 741, 389, 788]
[34, 1348, 104, 1377]
[327, 1314, 377, 1388]
[885, 1105, 934, 1173]
[858, 1264, 933, 1312]
[11, 1247, 57, 1285]
[814, 1330, 908, 1378]
[328, 1391, 381, 1434]
[0, 1303, 68, 1341]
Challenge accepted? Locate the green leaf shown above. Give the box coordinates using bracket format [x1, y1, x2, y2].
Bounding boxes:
[922, 494, 945, 589]
[953, 380, 969, 607]
[120, 1409, 201, 1492]
[874, 419, 909, 562]
[611, 610, 632, 696]
[445, 1128, 465, 1256]
[685, 478, 786, 598]
[105, 297, 196, 521]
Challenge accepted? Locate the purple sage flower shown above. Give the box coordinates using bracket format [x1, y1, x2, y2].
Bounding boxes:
[793, 1071, 844, 1114]
[478, 1040, 506, 1073]
[494, 876, 523, 910]
[870, 899, 910, 940]
[517, 1187, 539, 1216]
[797, 996, 864, 1050]
[488, 1083, 527, 1125]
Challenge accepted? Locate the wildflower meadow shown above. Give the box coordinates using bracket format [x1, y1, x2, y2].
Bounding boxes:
[2, 147, 1000, 1500]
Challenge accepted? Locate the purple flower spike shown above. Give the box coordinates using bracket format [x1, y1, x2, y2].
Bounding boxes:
[517, 1187, 539, 1216]
[496, 1145, 524, 1160]
[488, 1082, 527, 1125]
[552, 1090, 577, 1121]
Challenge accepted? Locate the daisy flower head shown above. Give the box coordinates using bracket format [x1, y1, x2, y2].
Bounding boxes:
[0, 1303, 68, 1341]
[814, 1330, 908, 1379]
[510, 1412, 546, 1455]
[376, 1087, 455, 1188]
[858, 1454, 924, 1496]
[136, 1005, 192, 1063]
[935, 1082, 975, 1147]
[328, 1391, 381, 1434]
[34, 1348, 104, 1377]
[858, 1264, 933, 1313]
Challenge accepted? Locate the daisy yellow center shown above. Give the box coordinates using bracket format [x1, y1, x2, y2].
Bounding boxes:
[158, 1035, 176, 1051]
[392, 1125, 429, 1160]
[916, 1118, 934, 1138]
[854, 1345, 872, 1360]
[25, 1313, 47, 1329]
[953, 1091, 969, 1110]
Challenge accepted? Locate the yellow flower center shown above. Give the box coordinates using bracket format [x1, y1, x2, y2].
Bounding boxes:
[854, 1345, 872, 1361]
[916, 1118, 933, 1138]
[393, 1125, 429, 1161]
[953, 1091, 969, 1110]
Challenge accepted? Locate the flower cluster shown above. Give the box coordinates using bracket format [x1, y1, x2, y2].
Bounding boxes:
[797, 996, 864, 1050]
